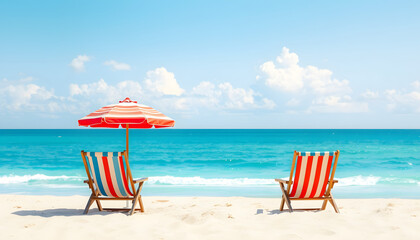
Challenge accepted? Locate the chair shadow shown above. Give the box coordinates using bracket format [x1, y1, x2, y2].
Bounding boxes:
[256, 209, 321, 215]
[12, 208, 125, 218]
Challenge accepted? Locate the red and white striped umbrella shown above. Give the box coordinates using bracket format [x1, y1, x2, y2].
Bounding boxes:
[78, 97, 175, 159]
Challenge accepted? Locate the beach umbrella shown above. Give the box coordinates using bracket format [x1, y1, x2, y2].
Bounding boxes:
[78, 97, 175, 160]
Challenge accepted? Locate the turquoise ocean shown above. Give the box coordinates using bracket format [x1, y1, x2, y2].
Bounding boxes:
[0, 129, 419, 198]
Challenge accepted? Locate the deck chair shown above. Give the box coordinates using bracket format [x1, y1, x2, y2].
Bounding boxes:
[275, 150, 340, 213]
[81, 150, 148, 215]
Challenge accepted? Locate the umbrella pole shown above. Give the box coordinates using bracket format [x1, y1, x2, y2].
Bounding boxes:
[126, 124, 129, 160]
[125, 124, 129, 208]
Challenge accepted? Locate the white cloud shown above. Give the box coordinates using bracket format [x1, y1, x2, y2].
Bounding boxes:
[259, 47, 304, 92]
[412, 81, 420, 89]
[362, 89, 379, 99]
[70, 55, 91, 72]
[309, 95, 369, 113]
[286, 98, 300, 106]
[305, 66, 351, 95]
[0, 78, 59, 111]
[104, 60, 131, 71]
[1, 65, 275, 118]
[259, 47, 351, 95]
[259, 47, 365, 114]
[190, 81, 275, 110]
[219, 82, 255, 109]
[69, 78, 143, 105]
[384, 89, 420, 112]
[144, 67, 185, 96]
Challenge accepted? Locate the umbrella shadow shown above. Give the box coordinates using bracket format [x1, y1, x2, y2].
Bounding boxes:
[12, 208, 122, 217]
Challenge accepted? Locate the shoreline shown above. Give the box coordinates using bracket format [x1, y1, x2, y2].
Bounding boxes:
[1, 195, 419, 239]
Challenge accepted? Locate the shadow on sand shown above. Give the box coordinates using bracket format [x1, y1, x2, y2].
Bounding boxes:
[256, 209, 321, 215]
[12, 208, 127, 217]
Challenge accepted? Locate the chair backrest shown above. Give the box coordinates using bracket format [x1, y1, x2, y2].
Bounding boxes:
[288, 151, 339, 198]
[82, 151, 134, 197]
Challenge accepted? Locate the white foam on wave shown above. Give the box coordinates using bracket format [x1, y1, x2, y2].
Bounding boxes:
[381, 177, 420, 185]
[2, 174, 418, 187]
[0, 174, 82, 184]
[38, 184, 85, 189]
[148, 176, 276, 186]
[335, 176, 381, 186]
[149, 175, 420, 187]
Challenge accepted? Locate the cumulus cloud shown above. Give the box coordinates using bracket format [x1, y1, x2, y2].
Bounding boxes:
[69, 78, 143, 105]
[189, 81, 275, 110]
[259, 47, 351, 95]
[70, 55, 91, 72]
[0, 78, 60, 111]
[412, 81, 420, 89]
[286, 98, 300, 106]
[384, 89, 420, 112]
[258, 47, 364, 113]
[67, 77, 274, 112]
[144, 67, 185, 96]
[259, 47, 304, 92]
[309, 95, 369, 113]
[305, 66, 351, 95]
[104, 60, 131, 71]
[362, 90, 379, 99]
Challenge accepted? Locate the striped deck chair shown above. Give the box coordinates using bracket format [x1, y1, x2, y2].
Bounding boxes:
[275, 150, 340, 213]
[81, 150, 148, 215]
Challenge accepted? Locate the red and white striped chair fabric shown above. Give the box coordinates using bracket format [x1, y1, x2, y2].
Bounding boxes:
[85, 152, 134, 198]
[289, 151, 335, 198]
[81, 150, 148, 215]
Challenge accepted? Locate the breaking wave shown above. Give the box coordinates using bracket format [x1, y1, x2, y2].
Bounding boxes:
[148, 176, 275, 186]
[1, 174, 419, 187]
[0, 174, 82, 184]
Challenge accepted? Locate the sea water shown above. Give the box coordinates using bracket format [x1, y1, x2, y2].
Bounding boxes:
[0, 129, 419, 198]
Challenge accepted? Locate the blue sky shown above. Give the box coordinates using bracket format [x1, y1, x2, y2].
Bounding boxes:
[1, 0, 420, 128]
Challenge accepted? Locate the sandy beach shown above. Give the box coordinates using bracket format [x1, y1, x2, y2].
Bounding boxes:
[1, 195, 419, 240]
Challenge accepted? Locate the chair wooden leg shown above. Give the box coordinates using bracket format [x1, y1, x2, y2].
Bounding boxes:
[137, 182, 145, 213]
[84, 194, 95, 214]
[138, 196, 145, 212]
[321, 199, 328, 210]
[129, 197, 138, 216]
[280, 197, 285, 211]
[129, 182, 144, 215]
[94, 190, 103, 211]
[95, 199, 103, 211]
[329, 194, 340, 213]
[279, 183, 293, 212]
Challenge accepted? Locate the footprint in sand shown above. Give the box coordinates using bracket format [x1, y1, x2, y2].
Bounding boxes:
[155, 200, 169, 203]
[225, 203, 232, 207]
[13, 206, 22, 208]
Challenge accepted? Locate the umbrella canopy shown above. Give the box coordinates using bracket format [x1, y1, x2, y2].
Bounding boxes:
[78, 97, 175, 159]
[78, 97, 175, 128]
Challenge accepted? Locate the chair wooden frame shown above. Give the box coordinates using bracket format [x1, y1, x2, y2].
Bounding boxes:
[275, 150, 340, 213]
[81, 150, 148, 215]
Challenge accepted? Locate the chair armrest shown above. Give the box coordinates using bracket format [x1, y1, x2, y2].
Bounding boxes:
[133, 177, 148, 183]
[329, 180, 338, 183]
[275, 179, 292, 184]
[84, 180, 93, 184]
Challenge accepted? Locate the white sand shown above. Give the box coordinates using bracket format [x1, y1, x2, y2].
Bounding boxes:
[1, 195, 419, 239]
